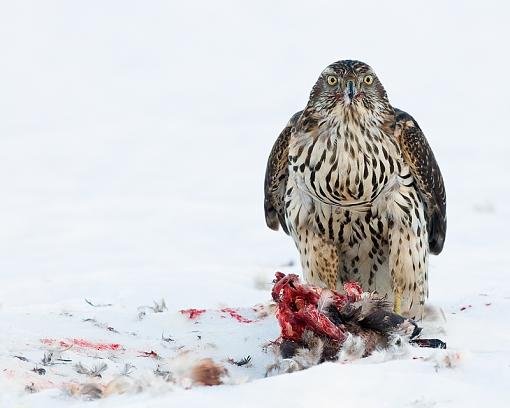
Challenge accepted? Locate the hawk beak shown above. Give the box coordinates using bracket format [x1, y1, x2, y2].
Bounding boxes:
[346, 80, 356, 101]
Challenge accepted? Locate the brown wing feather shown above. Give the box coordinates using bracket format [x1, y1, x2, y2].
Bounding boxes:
[394, 108, 447, 255]
[264, 111, 302, 234]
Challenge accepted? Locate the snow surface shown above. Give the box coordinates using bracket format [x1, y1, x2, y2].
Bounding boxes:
[1, 0, 510, 406]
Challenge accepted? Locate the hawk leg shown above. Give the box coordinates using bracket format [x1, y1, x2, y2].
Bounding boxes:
[297, 229, 340, 290]
[387, 188, 429, 320]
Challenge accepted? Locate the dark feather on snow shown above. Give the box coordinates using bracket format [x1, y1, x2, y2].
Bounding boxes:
[74, 362, 108, 378]
[85, 299, 113, 307]
[229, 355, 252, 366]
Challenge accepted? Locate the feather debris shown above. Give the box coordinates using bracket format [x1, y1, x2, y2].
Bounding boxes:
[85, 299, 113, 308]
[161, 333, 175, 342]
[32, 367, 46, 375]
[82, 318, 119, 334]
[74, 362, 108, 378]
[227, 355, 252, 367]
[120, 363, 136, 376]
[63, 357, 227, 400]
[137, 299, 168, 320]
[41, 349, 72, 366]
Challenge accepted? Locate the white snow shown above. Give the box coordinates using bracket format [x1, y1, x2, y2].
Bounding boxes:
[1, 0, 509, 407]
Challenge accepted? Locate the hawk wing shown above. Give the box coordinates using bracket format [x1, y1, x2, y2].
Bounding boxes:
[394, 108, 447, 255]
[264, 111, 302, 235]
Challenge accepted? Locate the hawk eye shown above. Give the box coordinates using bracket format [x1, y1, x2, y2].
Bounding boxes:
[326, 76, 338, 86]
[364, 75, 374, 85]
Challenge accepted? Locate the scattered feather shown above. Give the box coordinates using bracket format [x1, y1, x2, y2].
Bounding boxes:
[82, 318, 119, 334]
[32, 367, 46, 375]
[138, 350, 160, 359]
[25, 382, 38, 393]
[74, 362, 108, 378]
[150, 299, 167, 313]
[154, 366, 173, 382]
[41, 351, 56, 366]
[120, 363, 136, 376]
[228, 355, 252, 367]
[85, 299, 113, 308]
[138, 299, 167, 318]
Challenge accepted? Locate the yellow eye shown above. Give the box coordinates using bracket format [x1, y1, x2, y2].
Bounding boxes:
[327, 76, 338, 86]
[364, 75, 374, 85]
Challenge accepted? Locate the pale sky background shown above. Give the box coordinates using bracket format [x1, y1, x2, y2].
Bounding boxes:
[0, 0, 508, 312]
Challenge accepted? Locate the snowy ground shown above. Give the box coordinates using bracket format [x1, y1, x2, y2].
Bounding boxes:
[1, 1, 510, 406]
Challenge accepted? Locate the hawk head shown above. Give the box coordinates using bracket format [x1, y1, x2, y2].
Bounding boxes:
[308, 60, 392, 122]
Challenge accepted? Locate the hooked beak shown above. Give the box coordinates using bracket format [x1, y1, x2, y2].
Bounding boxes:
[346, 80, 356, 101]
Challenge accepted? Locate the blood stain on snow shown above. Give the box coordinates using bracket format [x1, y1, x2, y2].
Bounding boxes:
[220, 308, 255, 324]
[3, 369, 16, 379]
[40, 338, 122, 351]
[180, 309, 207, 319]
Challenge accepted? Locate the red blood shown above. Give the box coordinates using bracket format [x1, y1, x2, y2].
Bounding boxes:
[325, 289, 349, 310]
[343, 281, 363, 302]
[180, 309, 207, 319]
[271, 272, 355, 343]
[272, 273, 300, 302]
[276, 301, 306, 340]
[273, 271, 286, 283]
[220, 308, 254, 324]
[40, 338, 121, 351]
[295, 305, 345, 341]
[67, 339, 121, 350]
